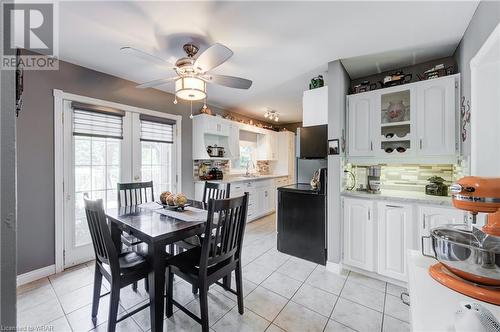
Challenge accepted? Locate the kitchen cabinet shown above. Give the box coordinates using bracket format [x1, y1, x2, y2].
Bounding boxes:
[347, 92, 377, 157]
[416, 76, 457, 156]
[303, 86, 328, 127]
[228, 124, 240, 160]
[377, 202, 413, 281]
[343, 198, 375, 271]
[275, 132, 296, 181]
[257, 132, 278, 161]
[205, 116, 230, 136]
[346, 74, 459, 162]
[418, 205, 466, 255]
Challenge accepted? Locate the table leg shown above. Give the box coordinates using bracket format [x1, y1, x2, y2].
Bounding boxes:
[148, 242, 165, 332]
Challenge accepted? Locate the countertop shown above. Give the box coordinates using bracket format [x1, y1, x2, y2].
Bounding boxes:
[194, 174, 288, 184]
[407, 250, 500, 331]
[341, 189, 452, 206]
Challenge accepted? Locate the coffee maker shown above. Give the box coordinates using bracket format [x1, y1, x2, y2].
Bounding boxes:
[367, 165, 381, 194]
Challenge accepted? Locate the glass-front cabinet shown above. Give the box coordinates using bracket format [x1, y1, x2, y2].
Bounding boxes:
[377, 87, 415, 157]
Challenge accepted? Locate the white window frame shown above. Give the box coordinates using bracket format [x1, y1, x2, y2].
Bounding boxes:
[53, 89, 182, 273]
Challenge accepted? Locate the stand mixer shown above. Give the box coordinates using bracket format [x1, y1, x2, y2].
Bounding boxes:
[424, 176, 500, 305]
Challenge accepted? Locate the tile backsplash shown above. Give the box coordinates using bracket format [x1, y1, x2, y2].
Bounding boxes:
[193, 160, 230, 179]
[347, 163, 459, 193]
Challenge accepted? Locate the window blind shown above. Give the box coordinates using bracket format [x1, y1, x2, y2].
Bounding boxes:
[72, 108, 124, 139]
[140, 115, 174, 144]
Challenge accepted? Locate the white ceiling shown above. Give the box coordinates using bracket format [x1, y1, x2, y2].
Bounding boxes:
[58, 1, 478, 123]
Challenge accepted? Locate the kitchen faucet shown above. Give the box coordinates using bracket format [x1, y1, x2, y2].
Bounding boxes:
[246, 160, 255, 176]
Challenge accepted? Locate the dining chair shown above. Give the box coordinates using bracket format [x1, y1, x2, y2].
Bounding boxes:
[165, 193, 249, 332]
[84, 198, 151, 332]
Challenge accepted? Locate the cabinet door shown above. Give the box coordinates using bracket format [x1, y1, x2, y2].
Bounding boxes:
[303, 86, 328, 127]
[269, 132, 278, 160]
[229, 125, 240, 159]
[378, 202, 412, 281]
[348, 93, 376, 156]
[416, 77, 456, 156]
[419, 205, 465, 255]
[343, 198, 375, 271]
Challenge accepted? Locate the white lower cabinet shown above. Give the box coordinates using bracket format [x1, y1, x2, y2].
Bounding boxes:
[343, 198, 375, 271]
[377, 202, 413, 281]
[418, 205, 466, 256]
[342, 197, 467, 283]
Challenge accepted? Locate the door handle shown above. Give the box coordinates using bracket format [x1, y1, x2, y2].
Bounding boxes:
[419, 138, 423, 149]
[370, 141, 373, 151]
[386, 205, 403, 208]
[423, 215, 426, 229]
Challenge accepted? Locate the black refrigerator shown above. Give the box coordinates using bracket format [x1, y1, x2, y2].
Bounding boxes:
[277, 168, 327, 265]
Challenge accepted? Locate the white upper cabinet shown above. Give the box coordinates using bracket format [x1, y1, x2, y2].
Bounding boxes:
[303, 86, 328, 127]
[416, 76, 457, 156]
[348, 92, 376, 156]
[257, 132, 278, 161]
[343, 198, 375, 271]
[346, 74, 458, 162]
[377, 202, 413, 281]
[228, 124, 240, 160]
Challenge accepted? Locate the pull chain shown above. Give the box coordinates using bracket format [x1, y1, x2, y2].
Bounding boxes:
[189, 100, 193, 119]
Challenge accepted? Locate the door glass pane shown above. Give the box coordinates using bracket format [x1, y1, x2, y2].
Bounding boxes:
[74, 136, 121, 247]
[141, 141, 173, 199]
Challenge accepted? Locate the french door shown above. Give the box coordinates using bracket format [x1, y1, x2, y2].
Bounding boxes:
[62, 101, 178, 268]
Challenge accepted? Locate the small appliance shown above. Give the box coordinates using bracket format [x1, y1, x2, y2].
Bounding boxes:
[423, 176, 500, 305]
[297, 125, 328, 159]
[208, 167, 223, 180]
[367, 165, 381, 194]
[425, 176, 448, 196]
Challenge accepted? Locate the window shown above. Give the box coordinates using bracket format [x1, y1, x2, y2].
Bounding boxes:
[139, 115, 175, 196]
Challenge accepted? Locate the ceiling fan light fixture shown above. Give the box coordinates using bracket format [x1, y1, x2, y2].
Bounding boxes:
[175, 77, 206, 101]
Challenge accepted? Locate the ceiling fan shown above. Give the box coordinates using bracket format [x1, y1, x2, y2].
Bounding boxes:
[121, 43, 252, 103]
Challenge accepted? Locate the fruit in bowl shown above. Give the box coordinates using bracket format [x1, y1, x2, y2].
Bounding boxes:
[166, 194, 176, 206]
[160, 191, 172, 205]
[174, 193, 188, 207]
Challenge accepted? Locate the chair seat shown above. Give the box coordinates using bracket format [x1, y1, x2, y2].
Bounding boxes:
[121, 233, 143, 247]
[166, 247, 234, 283]
[113, 252, 148, 274]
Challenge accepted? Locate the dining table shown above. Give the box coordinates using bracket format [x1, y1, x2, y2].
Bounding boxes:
[105, 200, 206, 332]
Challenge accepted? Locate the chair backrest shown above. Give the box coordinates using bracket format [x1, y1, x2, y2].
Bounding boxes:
[84, 198, 119, 272]
[199, 193, 249, 274]
[117, 181, 154, 207]
[202, 182, 230, 210]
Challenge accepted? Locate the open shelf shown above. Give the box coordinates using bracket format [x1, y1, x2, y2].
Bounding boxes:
[381, 120, 411, 127]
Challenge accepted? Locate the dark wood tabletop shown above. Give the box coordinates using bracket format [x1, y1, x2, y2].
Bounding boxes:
[105, 200, 205, 332]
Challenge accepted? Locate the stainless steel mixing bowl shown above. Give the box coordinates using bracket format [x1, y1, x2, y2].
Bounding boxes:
[422, 224, 500, 286]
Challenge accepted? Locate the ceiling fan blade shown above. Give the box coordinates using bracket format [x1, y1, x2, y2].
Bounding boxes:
[204, 74, 252, 89]
[194, 43, 233, 73]
[121, 46, 176, 68]
[137, 76, 179, 89]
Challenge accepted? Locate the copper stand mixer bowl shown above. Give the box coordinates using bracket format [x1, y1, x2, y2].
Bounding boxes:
[423, 176, 500, 304]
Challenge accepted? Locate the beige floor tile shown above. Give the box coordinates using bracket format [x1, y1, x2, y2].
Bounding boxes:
[340, 279, 385, 312]
[277, 258, 316, 282]
[386, 283, 407, 298]
[17, 297, 65, 328]
[185, 290, 236, 326]
[58, 283, 108, 314]
[346, 271, 386, 292]
[265, 324, 285, 332]
[92, 317, 143, 332]
[274, 301, 328, 332]
[244, 286, 287, 321]
[382, 315, 411, 332]
[252, 249, 290, 270]
[50, 265, 94, 297]
[66, 295, 125, 332]
[324, 319, 356, 332]
[305, 266, 347, 295]
[331, 298, 383, 332]
[384, 294, 410, 323]
[44, 316, 73, 332]
[261, 271, 302, 299]
[17, 277, 51, 295]
[212, 307, 270, 332]
[292, 283, 337, 317]
[242, 261, 276, 284]
[17, 282, 58, 313]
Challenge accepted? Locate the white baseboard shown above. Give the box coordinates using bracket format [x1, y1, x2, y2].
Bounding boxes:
[17, 265, 56, 287]
[326, 261, 345, 275]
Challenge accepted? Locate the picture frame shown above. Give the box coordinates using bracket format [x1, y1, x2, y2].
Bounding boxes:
[328, 139, 340, 155]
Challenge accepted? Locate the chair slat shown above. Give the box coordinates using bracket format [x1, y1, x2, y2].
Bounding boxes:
[117, 181, 154, 208]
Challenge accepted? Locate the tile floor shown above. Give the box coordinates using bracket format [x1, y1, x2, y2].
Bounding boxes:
[17, 214, 410, 332]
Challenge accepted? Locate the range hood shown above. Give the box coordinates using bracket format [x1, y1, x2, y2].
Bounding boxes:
[296, 125, 327, 159]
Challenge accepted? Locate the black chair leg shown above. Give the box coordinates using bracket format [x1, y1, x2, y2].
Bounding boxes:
[132, 281, 138, 292]
[166, 269, 174, 318]
[192, 284, 198, 294]
[199, 284, 210, 332]
[222, 273, 231, 290]
[91, 265, 103, 325]
[107, 282, 120, 332]
[235, 262, 244, 315]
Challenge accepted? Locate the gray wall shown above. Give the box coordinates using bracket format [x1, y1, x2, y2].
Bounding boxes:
[326, 60, 350, 264]
[1, 55, 18, 327]
[18, 58, 230, 274]
[454, 1, 500, 157]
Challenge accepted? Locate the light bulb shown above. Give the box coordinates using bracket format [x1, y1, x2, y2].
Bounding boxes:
[274, 116, 279, 122]
[203, 103, 207, 109]
[189, 114, 194, 119]
[264, 113, 269, 118]
[173, 97, 178, 104]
